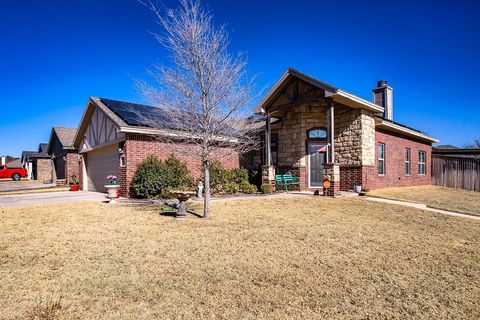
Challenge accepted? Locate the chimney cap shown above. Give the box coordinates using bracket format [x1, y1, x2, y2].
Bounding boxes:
[377, 80, 388, 87]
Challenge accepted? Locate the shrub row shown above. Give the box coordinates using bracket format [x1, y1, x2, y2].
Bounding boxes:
[131, 155, 258, 199]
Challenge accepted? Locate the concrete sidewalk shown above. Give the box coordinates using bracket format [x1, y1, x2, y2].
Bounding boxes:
[0, 191, 107, 207]
[364, 196, 480, 221]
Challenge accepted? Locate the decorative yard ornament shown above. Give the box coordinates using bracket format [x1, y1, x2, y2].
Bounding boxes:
[197, 180, 204, 198]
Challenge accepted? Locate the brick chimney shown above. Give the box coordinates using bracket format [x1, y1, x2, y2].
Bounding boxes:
[372, 80, 393, 121]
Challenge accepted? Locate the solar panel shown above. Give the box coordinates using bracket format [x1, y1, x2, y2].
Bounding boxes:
[100, 98, 172, 128]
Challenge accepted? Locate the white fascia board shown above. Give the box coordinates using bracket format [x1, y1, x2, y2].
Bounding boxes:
[327, 89, 384, 113]
[253, 70, 291, 114]
[376, 119, 439, 143]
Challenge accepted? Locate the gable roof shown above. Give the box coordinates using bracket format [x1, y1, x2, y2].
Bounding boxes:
[5, 158, 22, 168]
[21, 151, 37, 163]
[255, 68, 438, 144]
[32, 143, 50, 159]
[47, 127, 77, 154]
[254, 68, 384, 114]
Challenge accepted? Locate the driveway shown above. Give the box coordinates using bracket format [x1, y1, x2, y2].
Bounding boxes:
[0, 180, 56, 192]
[0, 191, 107, 207]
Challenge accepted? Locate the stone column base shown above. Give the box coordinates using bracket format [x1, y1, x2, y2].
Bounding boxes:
[261, 165, 275, 185]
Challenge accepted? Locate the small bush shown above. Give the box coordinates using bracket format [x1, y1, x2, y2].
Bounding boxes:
[261, 184, 273, 194]
[208, 161, 258, 194]
[131, 154, 192, 199]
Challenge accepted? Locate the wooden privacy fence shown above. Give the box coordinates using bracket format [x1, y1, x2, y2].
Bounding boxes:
[432, 156, 480, 191]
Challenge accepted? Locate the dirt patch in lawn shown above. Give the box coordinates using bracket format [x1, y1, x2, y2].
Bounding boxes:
[0, 197, 479, 319]
[367, 185, 480, 216]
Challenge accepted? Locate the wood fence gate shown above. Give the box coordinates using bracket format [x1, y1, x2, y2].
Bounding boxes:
[432, 156, 480, 191]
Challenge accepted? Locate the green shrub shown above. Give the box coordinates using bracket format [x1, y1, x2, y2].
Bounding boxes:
[131, 154, 192, 199]
[261, 184, 273, 194]
[208, 161, 258, 194]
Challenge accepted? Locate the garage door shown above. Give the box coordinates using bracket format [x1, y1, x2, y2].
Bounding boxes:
[86, 144, 119, 192]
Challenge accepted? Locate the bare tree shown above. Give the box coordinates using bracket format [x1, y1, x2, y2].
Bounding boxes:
[464, 139, 480, 149]
[136, 0, 260, 218]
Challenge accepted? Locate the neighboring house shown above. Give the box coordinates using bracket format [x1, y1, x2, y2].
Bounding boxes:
[5, 158, 22, 168]
[73, 97, 239, 196]
[47, 127, 80, 184]
[1, 155, 16, 165]
[31, 143, 52, 182]
[21, 151, 37, 179]
[248, 68, 438, 194]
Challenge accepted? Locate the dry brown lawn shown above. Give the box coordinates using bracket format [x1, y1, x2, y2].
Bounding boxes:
[0, 196, 479, 319]
[367, 185, 480, 216]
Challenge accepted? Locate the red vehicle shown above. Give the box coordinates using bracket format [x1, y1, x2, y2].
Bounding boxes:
[0, 165, 28, 181]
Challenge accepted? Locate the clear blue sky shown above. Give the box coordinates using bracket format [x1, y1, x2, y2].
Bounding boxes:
[1, 0, 479, 156]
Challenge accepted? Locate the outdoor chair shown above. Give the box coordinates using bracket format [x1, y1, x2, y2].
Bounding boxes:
[283, 173, 301, 191]
[275, 174, 288, 191]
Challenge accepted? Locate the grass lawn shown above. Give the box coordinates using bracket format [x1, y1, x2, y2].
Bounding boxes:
[1, 197, 479, 319]
[367, 185, 480, 216]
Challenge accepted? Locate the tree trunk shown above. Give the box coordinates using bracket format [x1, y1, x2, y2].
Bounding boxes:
[203, 160, 211, 218]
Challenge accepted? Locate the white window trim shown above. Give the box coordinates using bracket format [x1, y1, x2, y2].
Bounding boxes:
[418, 151, 426, 176]
[378, 143, 385, 176]
[405, 148, 411, 176]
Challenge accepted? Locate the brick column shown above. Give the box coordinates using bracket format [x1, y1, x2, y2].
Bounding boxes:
[323, 163, 340, 196]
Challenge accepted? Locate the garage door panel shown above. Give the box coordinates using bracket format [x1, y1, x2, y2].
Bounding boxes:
[86, 145, 119, 193]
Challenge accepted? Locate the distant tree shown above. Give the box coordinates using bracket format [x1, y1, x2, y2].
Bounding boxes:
[136, 0, 260, 218]
[464, 139, 480, 149]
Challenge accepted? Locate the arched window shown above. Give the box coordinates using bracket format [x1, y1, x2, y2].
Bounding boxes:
[307, 128, 327, 140]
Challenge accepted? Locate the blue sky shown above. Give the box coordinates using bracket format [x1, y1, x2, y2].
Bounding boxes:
[1, 0, 479, 156]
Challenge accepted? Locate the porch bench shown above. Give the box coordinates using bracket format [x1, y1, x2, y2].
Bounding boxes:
[275, 173, 301, 192]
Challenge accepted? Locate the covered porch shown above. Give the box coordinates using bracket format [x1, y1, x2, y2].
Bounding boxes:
[253, 69, 382, 195]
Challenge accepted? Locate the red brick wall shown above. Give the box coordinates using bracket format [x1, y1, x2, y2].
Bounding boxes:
[34, 158, 52, 182]
[65, 152, 80, 183]
[121, 134, 240, 197]
[361, 129, 432, 190]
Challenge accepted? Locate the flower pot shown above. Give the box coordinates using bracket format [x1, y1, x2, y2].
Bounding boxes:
[70, 184, 79, 192]
[105, 184, 120, 203]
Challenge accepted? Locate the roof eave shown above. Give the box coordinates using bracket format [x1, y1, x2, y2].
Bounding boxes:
[326, 89, 384, 113]
[375, 118, 439, 143]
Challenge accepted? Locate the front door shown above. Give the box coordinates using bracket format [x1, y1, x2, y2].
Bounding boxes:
[308, 143, 326, 187]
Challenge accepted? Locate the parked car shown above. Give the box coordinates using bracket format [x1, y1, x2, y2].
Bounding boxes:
[0, 165, 28, 181]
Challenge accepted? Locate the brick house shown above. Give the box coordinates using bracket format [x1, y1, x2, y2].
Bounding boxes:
[248, 68, 438, 195]
[72, 97, 239, 196]
[47, 127, 80, 184]
[31, 143, 52, 182]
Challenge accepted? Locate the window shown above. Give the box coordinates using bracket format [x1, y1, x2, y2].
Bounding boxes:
[119, 154, 126, 167]
[378, 143, 385, 175]
[307, 128, 327, 140]
[418, 151, 426, 175]
[405, 148, 411, 175]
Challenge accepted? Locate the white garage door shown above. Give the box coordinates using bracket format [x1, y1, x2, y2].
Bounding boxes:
[86, 144, 119, 193]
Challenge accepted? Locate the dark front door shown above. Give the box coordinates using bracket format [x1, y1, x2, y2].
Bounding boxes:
[308, 143, 326, 187]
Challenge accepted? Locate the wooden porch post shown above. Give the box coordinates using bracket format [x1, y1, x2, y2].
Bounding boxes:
[328, 99, 335, 163]
[265, 114, 271, 166]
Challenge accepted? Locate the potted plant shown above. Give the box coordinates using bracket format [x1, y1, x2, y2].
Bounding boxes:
[104, 175, 120, 203]
[69, 174, 79, 191]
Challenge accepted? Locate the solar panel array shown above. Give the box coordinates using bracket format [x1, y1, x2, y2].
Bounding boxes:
[100, 98, 171, 128]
